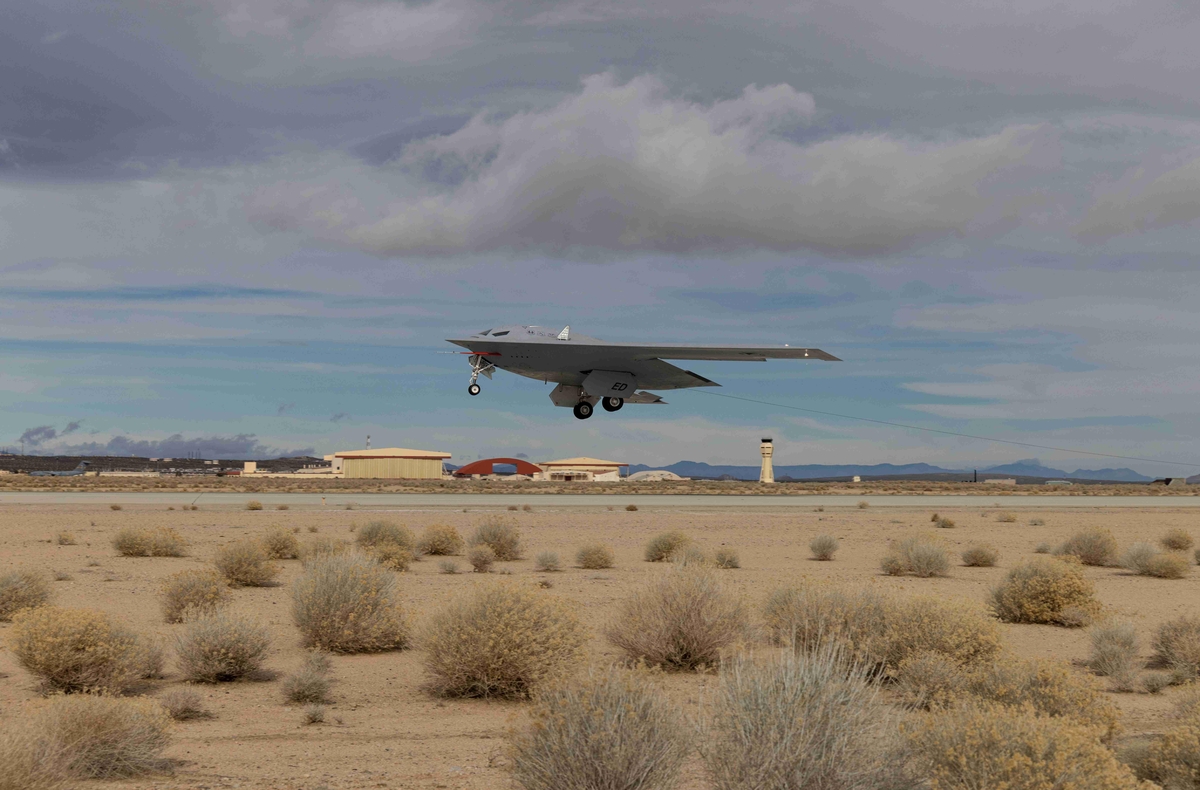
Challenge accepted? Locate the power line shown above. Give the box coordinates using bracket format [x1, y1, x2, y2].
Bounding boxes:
[686, 389, 1200, 470]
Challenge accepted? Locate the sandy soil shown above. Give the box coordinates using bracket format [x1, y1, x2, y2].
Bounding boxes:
[2, 501, 1198, 789]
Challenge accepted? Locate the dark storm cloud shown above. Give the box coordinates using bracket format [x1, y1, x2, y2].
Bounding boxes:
[49, 433, 314, 459]
[61, 420, 82, 435]
[19, 425, 58, 446]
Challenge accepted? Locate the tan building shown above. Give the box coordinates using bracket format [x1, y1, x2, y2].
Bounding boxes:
[332, 447, 451, 479]
[537, 456, 627, 482]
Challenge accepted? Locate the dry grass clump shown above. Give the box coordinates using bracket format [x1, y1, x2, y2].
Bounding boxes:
[533, 552, 561, 572]
[625, 504, 638, 511]
[112, 527, 188, 557]
[881, 534, 950, 577]
[1161, 528, 1195, 552]
[895, 651, 969, 710]
[297, 536, 350, 562]
[606, 565, 748, 671]
[175, 611, 271, 682]
[33, 695, 171, 780]
[884, 596, 1004, 672]
[245, 500, 263, 510]
[468, 544, 496, 572]
[417, 524, 464, 556]
[0, 569, 52, 621]
[990, 557, 1098, 627]
[703, 648, 911, 790]
[508, 665, 690, 790]
[909, 703, 1145, 790]
[1122, 541, 1158, 574]
[261, 527, 299, 560]
[469, 518, 522, 560]
[1122, 542, 1189, 578]
[1090, 621, 1140, 692]
[160, 569, 230, 623]
[303, 704, 326, 724]
[933, 516, 956, 528]
[422, 581, 587, 698]
[713, 548, 740, 569]
[809, 535, 839, 560]
[158, 688, 210, 721]
[0, 713, 68, 790]
[1141, 717, 1200, 789]
[967, 657, 1120, 739]
[1153, 615, 1200, 679]
[1034, 542, 1052, 554]
[438, 559, 459, 574]
[1055, 527, 1119, 566]
[275, 504, 289, 510]
[575, 543, 615, 569]
[282, 652, 333, 704]
[857, 500, 869, 509]
[356, 520, 416, 552]
[110, 504, 122, 511]
[213, 539, 279, 586]
[369, 542, 414, 571]
[9, 606, 150, 693]
[644, 530, 691, 562]
[292, 553, 409, 653]
[961, 544, 999, 567]
[996, 512, 1018, 523]
[56, 531, 76, 546]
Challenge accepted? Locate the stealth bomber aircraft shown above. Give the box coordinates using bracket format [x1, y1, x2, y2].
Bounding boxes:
[446, 326, 839, 419]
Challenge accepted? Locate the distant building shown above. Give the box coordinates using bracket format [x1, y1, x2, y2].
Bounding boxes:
[537, 457, 627, 482]
[453, 458, 543, 478]
[982, 478, 1017, 486]
[628, 470, 689, 482]
[1154, 477, 1190, 487]
[1045, 480, 1073, 486]
[760, 438, 775, 484]
[332, 447, 451, 479]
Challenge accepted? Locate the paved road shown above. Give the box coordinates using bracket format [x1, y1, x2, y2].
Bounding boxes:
[1, 492, 1198, 509]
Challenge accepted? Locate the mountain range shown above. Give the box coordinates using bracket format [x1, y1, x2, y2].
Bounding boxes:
[626, 458, 1154, 482]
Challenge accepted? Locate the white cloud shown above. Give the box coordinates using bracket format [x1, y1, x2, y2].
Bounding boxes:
[246, 73, 1048, 255]
[1077, 154, 1200, 240]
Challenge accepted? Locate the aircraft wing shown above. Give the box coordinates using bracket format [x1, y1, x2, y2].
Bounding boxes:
[599, 344, 841, 362]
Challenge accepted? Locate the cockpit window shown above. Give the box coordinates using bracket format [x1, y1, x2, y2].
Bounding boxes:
[492, 330, 510, 336]
[478, 329, 491, 336]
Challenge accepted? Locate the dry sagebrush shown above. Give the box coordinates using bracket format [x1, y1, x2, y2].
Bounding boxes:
[508, 666, 691, 790]
[713, 548, 740, 569]
[534, 551, 561, 572]
[1161, 528, 1195, 552]
[292, 553, 409, 653]
[423, 581, 587, 699]
[213, 539, 279, 586]
[1089, 621, 1140, 692]
[606, 565, 749, 671]
[9, 606, 151, 693]
[29, 695, 170, 780]
[298, 536, 351, 563]
[356, 520, 416, 552]
[809, 535, 839, 560]
[967, 657, 1120, 740]
[417, 523, 464, 556]
[990, 557, 1099, 627]
[961, 544, 999, 567]
[895, 651, 969, 711]
[575, 543, 615, 569]
[468, 544, 496, 572]
[881, 534, 950, 578]
[160, 569, 230, 623]
[112, 527, 188, 557]
[261, 527, 300, 560]
[282, 651, 333, 704]
[1153, 614, 1200, 679]
[158, 688, 210, 721]
[0, 568, 51, 621]
[703, 648, 915, 790]
[469, 518, 523, 560]
[175, 611, 271, 682]
[644, 531, 690, 562]
[1055, 527, 1119, 567]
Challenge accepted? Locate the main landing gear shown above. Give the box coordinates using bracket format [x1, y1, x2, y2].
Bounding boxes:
[602, 397, 623, 412]
[573, 401, 594, 420]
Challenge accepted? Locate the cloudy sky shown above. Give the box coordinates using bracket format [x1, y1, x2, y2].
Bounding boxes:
[4, 0, 1200, 474]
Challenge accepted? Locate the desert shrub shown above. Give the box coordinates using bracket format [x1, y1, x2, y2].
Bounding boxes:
[1144, 552, 1191, 579]
[282, 652, 333, 704]
[508, 665, 690, 790]
[158, 688, 209, 721]
[468, 545, 496, 572]
[53, 571, 71, 581]
[967, 657, 1120, 739]
[676, 545, 712, 567]
[175, 611, 271, 682]
[0, 713, 67, 790]
[896, 651, 968, 710]
[625, 504, 638, 511]
[275, 504, 288, 511]
[714, 548, 740, 569]
[507, 504, 519, 511]
[703, 648, 912, 790]
[1089, 621, 1140, 692]
[356, 520, 415, 552]
[1143, 673, 1173, 694]
[643, 530, 690, 562]
[606, 565, 748, 671]
[34, 695, 171, 779]
[110, 504, 122, 511]
[261, 528, 299, 559]
[881, 534, 950, 577]
[1122, 542, 1158, 574]
[1055, 527, 1119, 566]
[575, 543, 615, 569]
[160, 569, 230, 623]
[934, 516, 956, 528]
[990, 557, 1098, 626]
[534, 552, 561, 572]
[9, 607, 149, 693]
[809, 535, 839, 560]
[213, 539, 279, 586]
[883, 596, 1003, 672]
[997, 512, 1017, 523]
[438, 559, 459, 574]
[292, 553, 409, 653]
[1034, 542, 1052, 553]
[303, 704, 326, 724]
[961, 544, 999, 567]
[857, 500, 869, 509]
[56, 532, 76, 546]
[368, 542, 414, 571]
[417, 524, 464, 556]
[423, 580, 587, 698]
[1030, 517, 1046, 526]
[1161, 528, 1195, 552]
[1153, 615, 1200, 678]
[909, 703, 1146, 790]
[298, 536, 350, 562]
[0, 569, 51, 621]
[470, 519, 522, 560]
[1143, 717, 1200, 789]
[1196, 547, 1200, 565]
[112, 527, 188, 557]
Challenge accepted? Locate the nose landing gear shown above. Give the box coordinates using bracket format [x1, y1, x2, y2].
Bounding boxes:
[466, 354, 494, 396]
[602, 397, 623, 412]
[468, 383, 481, 396]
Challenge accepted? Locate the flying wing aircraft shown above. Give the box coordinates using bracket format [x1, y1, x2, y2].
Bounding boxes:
[29, 461, 91, 477]
[446, 325, 839, 419]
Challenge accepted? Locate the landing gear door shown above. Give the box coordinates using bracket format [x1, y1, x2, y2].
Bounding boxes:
[582, 370, 637, 400]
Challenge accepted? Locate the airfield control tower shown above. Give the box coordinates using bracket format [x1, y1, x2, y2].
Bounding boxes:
[759, 438, 775, 484]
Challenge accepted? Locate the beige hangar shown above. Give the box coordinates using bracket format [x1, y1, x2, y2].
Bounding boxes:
[332, 447, 451, 479]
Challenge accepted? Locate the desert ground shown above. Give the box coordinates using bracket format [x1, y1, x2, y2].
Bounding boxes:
[2, 499, 1199, 789]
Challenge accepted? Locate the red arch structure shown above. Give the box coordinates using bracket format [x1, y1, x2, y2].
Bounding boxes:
[453, 457, 542, 477]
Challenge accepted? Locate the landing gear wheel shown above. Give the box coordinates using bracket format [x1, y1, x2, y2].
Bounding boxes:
[468, 383, 481, 396]
[573, 401, 594, 420]
[602, 397, 624, 412]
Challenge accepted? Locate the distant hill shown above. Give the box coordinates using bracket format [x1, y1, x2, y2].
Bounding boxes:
[979, 459, 1152, 482]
